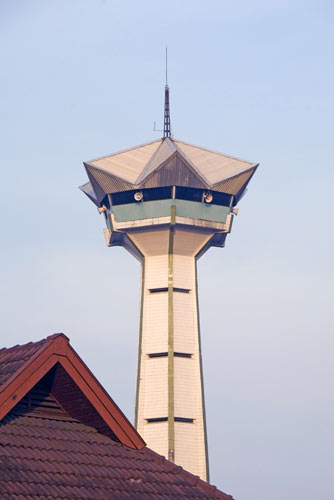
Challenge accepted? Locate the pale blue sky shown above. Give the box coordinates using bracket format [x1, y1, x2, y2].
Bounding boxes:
[1, 1, 333, 499]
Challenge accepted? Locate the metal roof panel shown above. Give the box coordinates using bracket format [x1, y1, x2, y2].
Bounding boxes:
[174, 140, 257, 184]
[136, 138, 175, 183]
[89, 140, 162, 184]
[214, 167, 257, 195]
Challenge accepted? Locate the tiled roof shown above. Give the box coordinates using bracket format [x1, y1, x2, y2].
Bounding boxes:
[0, 335, 56, 386]
[0, 413, 231, 499]
[0, 336, 234, 500]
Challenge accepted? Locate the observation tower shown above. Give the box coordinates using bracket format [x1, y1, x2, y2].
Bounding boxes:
[80, 81, 258, 481]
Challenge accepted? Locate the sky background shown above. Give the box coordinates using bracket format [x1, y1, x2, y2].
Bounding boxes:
[1, 1, 333, 499]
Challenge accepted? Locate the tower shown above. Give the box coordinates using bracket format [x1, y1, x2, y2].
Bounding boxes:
[80, 84, 258, 481]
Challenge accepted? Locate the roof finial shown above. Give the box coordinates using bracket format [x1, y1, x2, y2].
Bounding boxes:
[163, 46, 171, 138]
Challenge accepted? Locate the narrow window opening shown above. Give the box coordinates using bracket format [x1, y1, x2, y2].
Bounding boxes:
[147, 417, 168, 423]
[148, 352, 192, 358]
[174, 417, 194, 423]
[146, 417, 194, 423]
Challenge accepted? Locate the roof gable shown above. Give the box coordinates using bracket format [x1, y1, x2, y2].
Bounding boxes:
[136, 137, 176, 183]
[0, 334, 144, 450]
[11, 375, 75, 421]
[141, 152, 209, 189]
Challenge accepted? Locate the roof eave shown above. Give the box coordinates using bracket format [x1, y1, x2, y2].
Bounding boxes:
[79, 181, 99, 206]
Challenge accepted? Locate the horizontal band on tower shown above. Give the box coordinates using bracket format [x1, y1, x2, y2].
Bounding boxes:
[146, 417, 194, 423]
[148, 352, 192, 358]
[149, 287, 190, 294]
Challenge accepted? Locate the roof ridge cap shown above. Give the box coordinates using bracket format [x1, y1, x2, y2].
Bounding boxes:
[46, 332, 69, 341]
[0, 334, 69, 397]
[0, 333, 68, 354]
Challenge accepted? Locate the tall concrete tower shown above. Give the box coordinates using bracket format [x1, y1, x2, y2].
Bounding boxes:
[80, 83, 258, 481]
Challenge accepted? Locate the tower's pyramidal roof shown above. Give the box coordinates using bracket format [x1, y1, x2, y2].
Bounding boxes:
[81, 137, 258, 205]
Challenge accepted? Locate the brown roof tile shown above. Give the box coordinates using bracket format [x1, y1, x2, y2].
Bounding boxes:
[0, 336, 233, 500]
[0, 335, 58, 386]
[0, 413, 231, 499]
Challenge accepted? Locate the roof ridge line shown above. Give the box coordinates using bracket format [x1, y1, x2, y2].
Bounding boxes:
[173, 143, 212, 186]
[84, 162, 134, 188]
[135, 138, 175, 184]
[86, 138, 162, 164]
[212, 164, 258, 188]
[0, 334, 68, 393]
[135, 149, 209, 189]
[0, 333, 67, 354]
[133, 149, 177, 186]
[135, 148, 213, 189]
[174, 138, 257, 166]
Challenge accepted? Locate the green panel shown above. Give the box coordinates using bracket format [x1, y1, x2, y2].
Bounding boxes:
[113, 199, 229, 223]
[175, 200, 229, 222]
[113, 199, 174, 222]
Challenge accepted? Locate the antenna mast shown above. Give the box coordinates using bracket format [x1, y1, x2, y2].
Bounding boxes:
[163, 46, 171, 138]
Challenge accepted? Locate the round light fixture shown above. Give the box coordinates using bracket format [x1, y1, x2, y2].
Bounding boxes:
[134, 191, 143, 202]
[204, 193, 213, 203]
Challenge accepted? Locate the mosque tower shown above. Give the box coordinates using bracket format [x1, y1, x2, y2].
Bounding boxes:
[80, 75, 258, 481]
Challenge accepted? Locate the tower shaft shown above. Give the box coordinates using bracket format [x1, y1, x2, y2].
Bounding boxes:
[132, 225, 210, 480]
